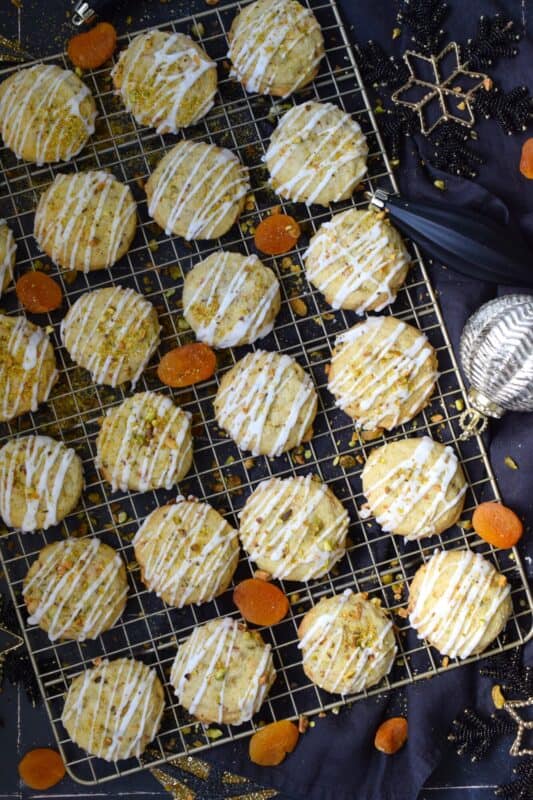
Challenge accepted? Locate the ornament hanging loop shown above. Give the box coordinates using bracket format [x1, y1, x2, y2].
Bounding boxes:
[459, 408, 488, 440]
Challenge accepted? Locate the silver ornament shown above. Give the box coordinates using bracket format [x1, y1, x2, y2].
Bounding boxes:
[459, 294, 533, 438]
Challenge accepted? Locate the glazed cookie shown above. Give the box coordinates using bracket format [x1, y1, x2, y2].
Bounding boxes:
[0, 64, 96, 165]
[183, 251, 281, 348]
[96, 391, 192, 492]
[265, 101, 368, 206]
[239, 474, 349, 581]
[214, 350, 317, 456]
[112, 31, 217, 134]
[60, 286, 160, 387]
[145, 141, 250, 240]
[0, 435, 83, 531]
[328, 316, 438, 431]
[0, 219, 16, 296]
[361, 436, 467, 540]
[298, 590, 397, 694]
[133, 499, 239, 607]
[170, 617, 275, 724]
[0, 314, 58, 422]
[304, 207, 410, 312]
[23, 538, 128, 641]
[62, 658, 165, 761]
[408, 549, 512, 659]
[34, 171, 137, 272]
[228, 0, 324, 97]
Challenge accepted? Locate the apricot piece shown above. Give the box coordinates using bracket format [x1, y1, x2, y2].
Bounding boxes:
[68, 22, 117, 70]
[18, 748, 66, 790]
[520, 138, 533, 179]
[254, 214, 301, 256]
[374, 717, 408, 754]
[472, 501, 523, 549]
[249, 720, 299, 766]
[16, 271, 63, 313]
[233, 578, 289, 626]
[157, 342, 216, 388]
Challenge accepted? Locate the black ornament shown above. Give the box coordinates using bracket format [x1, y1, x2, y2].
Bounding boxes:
[397, 0, 449, 54]
[495, 758, 533, 800]
[465, 14, 522, 70]
[428, 121, 484, 177]
[474, 84, 532, 135]
[448, 708, 515, 761]
[480, 650, 533, 699]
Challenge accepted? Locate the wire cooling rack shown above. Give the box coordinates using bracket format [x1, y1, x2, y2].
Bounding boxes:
[0, 0, 531, 786]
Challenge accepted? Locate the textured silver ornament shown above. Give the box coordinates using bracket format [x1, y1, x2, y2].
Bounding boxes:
[459, 294, 533, 438]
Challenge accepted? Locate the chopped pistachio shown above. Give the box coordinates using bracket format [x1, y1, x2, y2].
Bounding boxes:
[504, 455, 519, 470]
[117, 511, 127, 524]
[492, 684, 505, 709]
[206, 727, 224, 739]
[434, 179, 446, 191]
[454, 398, 465, 411]
[392, 27, 401, 39]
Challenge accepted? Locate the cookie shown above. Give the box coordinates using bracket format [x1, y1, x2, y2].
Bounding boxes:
[34, 171, 137, 272]
[0, 314, 58, 422]
[24, 537, 127, 641]
[133, 499, 239, 607]
[0, 435, 83, 532]
[170, 617, 275, 724]
[228, 0, 324, 97]
[214, 350, 318, 456]
[183, 251, 281, 348]
[265, 101, 368, 206]
[0, 64, 96, 165]
[298, 590, 397, 694]
[408, 549, 512, 659]
[361, 436, 467, 540]
[60, 286, 160, 387]
[304, 207, 410, 312]
[145, 140, 250, 240]
[62, 657, 165, 761]
[0, 219, 16, 296]
[239, 474, 349, 580]
[112, 31, 217, 134]
[327, 316, 438, 431]
[96, 391, 192, 492]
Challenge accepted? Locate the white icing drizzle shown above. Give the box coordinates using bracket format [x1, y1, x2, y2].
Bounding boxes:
[0, 64, 96, 165]
[239, 474, 348, 580]
[363, 437, 467, 540]
[24, 538, 127, 640]
[304, 209, 409, 312]
[0, 219, 16, 294]
[410, 549, 511, 659]
[215, 350, 317, 457]
[60, 286, 160, 387]
[328, 316, 437, 430]
[298, 589, 397, 693]
[170, 617, 273, 724]
[266, 101, 367, 205]
[112, 32, 216, 134]
[228, 0, 323, 97]
[183, 252, 279, 347]
[34, 171, 136, 273]
[62, 658, 163, 761]
[133, 500, 238, 607]
[148, 141, 249, 239]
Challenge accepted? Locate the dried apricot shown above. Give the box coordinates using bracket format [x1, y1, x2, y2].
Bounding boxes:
[374, 717, 408, 754]
[157, 342, 216, 388]
[16, 271, 63, 313]
[68, 22, 117, 70]
[234, 578, 289, 626]
[472, 501, 523, 549]
[18, 748, 66, 790]
[520, 138, 533, 179]
[254, 214, 301, 255]
[249, 720, 299, 766]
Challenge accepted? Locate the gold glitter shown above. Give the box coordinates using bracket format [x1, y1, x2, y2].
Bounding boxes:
[232, 792, 278, 800]
[149, 768, 195, 800]
[223, 771, 249, 784]
[165, 755, 211, 780]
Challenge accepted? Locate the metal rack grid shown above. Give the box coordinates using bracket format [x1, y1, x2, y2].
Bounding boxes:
[0, 0, 531, 785]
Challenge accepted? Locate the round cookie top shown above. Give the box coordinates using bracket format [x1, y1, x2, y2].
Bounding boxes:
[24, 537, 128, 641]
[183, 251, 281, 348]
[327, 316, 438, 431]
[298, 590, 397, 694]
[96, 391, 192, 493]
[170, 617, 275, 724]
[61, 657, 165, 761]
[408, 549, 512, 659]
[361, 436, 467, 540]
[34, 171, 137, 273]
[145, 140, 250, 240]
[0, 64, 96, 165]
[0, 219, 16, 296]
[228, 0, 324, 97]
[239, 474, 349, 580]
[0, 435, 83, 532]
[0, 314, 58, 423]
[214, 349, 318, 457]
[265, 101, 368, 206]
[60, 286, 161, 387]
[112, 31, 217, 134]
[133, 499, 239, 607]
[304, 208, 410, 312]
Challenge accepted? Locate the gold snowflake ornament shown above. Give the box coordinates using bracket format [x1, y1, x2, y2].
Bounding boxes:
[503, 697, 533, 757]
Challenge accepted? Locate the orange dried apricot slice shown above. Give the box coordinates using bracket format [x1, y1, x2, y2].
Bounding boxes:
[16, 271, 63, 313]
[18, 748, 66, 790]
[233, 578, 289, 626]
[68, 22, 117, 70]
[520, 138, 533, 179]
[254, 214, 301, 255]
[374, 717, 408, 754]
[472, 501, 524, 549]
[157, 342, 216, 388]
[249, 720, 299, 766]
